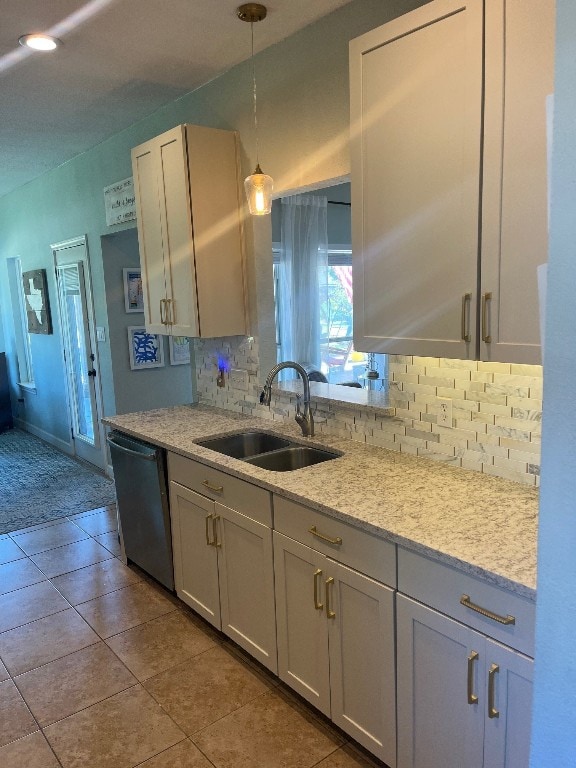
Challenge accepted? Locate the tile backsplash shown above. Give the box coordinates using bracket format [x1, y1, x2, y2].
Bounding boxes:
[194, 339, 542, 487]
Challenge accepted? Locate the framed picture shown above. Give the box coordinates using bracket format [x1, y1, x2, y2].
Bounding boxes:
[169, 336, 191, 365]
[127, 327, 164, 370]
[123, 268, 144, 313]
[22, 269, 52, 334]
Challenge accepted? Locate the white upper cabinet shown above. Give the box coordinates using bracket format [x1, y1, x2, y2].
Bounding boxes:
[350, 0, 554, 363]
[131, 124, 246, 338]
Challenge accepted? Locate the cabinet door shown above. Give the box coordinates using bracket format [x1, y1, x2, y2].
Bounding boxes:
[481, 0, 555, 363]
[328, 560, 396, 767]
[273, 532, 331, 716]
[169, 481, 220, 628]
[132, 136, 169, 334]
[155, 126, 199, 337]
[350, 0, 483, 358]
[397, 594, 484, 768]
[215, 502, 277, 673]
[483, 639, 533, 768]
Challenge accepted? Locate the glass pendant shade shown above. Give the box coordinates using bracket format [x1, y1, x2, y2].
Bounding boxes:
[244, 164, 273, 215]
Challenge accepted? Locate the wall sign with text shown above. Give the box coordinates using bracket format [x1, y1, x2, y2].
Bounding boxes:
[104, 177, 136, 226]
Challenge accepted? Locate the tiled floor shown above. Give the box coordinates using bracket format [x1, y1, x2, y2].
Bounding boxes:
[0, 505, 385, 768]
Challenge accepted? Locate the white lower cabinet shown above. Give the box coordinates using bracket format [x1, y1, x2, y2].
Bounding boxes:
[397, 595, 533, 768]
[169, 479, 277, 673]
[274, 530, 396, 766]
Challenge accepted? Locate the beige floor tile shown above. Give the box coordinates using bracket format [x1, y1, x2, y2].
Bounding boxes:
[51, 557, 141, 606]
[30, 538, 113, 579]
[0, 537, 26, 566]
[0, 557, 46, 595]
[15, 641, 137, 726]
[44, 684, 185, 768]
[12, 519, 90, 556]
[0, 731, 61, 768]
[136, 739, 214, 767]
[0, 607, 99, 676]
[75, 580, 177, 639]
[314, 743, 386, 767]
[143, 644, 274, 736]
[0, 659, 8, 682]
[93, 530, 122, 557]
[193, 688, 343, 768]
[71, 507, 118, 536]
[106, 610, 217, 681]
[0, 581, 70, 633]
[8, 518, 65, 537]
[0, 679, 38, 748]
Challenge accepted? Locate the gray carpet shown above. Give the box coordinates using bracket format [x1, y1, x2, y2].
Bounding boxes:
[0, 429, 116, 534]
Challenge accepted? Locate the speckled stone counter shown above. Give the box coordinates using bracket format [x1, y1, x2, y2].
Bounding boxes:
[103, 404, 538, 600]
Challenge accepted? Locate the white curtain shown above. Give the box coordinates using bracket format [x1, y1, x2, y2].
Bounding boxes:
[278, 194, 328, 378]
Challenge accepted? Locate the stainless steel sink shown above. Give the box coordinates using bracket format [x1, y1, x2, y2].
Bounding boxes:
[196, 431, 291, 459]
[244, 446, 341, 471]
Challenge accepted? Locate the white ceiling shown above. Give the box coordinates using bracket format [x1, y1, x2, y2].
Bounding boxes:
[0, 0, 353, 199]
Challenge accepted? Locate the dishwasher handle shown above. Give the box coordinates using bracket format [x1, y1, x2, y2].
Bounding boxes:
[106, 434, 157, 461]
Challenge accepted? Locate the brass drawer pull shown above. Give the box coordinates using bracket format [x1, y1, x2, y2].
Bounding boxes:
[461, 292, 472, 342]
[166, 298, 174, 325]
[481, 292, 492, 343]
[308, 526, 342, 546]
[460, 594, 515, 625]
[202, 479, 224, 494]
[212, 515, 221, 548]
[325, 576, 336, 619]
[205, 513, 214, 546]
[313, 569, 324, 610]
[467, 651, 479, 704]
[160, 299, 167, 325]
[488, 663, 500, 718]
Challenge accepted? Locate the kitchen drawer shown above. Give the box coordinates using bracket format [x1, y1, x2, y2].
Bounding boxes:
[274, 496, 396, 587]
[398, 547, 535, 657]
[168, 452, 272, 526]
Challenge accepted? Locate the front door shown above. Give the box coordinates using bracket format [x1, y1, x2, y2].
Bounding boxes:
[53, 237, 106, 470]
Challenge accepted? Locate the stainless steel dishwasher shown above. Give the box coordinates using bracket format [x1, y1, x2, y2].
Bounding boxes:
[107, 431, 174, 590]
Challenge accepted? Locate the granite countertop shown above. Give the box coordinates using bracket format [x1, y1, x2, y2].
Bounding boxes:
[103, 403, 539, 600]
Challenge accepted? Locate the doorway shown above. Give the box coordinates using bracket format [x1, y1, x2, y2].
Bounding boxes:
[52, 236, 106, 470]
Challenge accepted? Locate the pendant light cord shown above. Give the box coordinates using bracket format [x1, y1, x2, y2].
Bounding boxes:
[251, 21, 260, 168]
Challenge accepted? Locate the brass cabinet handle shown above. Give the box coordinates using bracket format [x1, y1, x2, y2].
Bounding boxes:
[313, 569, 324, 610]
[212, 515, 221, 548]
[488, 663, 500, 719]
[325, 577, 336, 619]
[467, 651, 479, 704]
[160, 299, 166, 325]
[308, 526, 342, 546]
[205, 513, 214, 546]
[481, 292, 492, 343]
[202, 479, 224, 494]
[461, 293, 472, 342]
[165, 298, 174, 325]
[460, 594, 515, 626]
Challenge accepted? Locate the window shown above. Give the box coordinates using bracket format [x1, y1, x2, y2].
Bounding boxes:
[7, 257, 35, 389]
[273, 245, 386, 387]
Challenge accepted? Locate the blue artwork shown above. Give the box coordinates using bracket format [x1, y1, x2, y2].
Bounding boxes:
[128, 327, 164, 370]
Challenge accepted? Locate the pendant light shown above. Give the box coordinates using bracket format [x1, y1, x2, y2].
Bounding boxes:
[238, 3, 273, 215]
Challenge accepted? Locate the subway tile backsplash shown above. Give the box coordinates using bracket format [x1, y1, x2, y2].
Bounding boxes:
[194, 340, 542, 487]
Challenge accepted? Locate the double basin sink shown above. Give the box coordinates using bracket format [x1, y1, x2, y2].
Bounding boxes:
[196, 431, 341, 472]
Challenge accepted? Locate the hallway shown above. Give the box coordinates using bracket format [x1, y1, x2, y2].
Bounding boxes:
[0, 504, 382, 768]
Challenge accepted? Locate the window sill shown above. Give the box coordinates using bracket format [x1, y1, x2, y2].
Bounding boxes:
[18, 382, 37, 394]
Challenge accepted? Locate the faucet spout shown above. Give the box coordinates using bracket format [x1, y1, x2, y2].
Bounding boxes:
[260, 361, 315, 437]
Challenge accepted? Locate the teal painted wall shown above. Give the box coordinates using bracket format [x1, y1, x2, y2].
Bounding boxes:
[531, 1, 576, 764]
[0, 0, 421, 447]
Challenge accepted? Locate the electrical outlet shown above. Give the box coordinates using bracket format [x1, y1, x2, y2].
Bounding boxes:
[438, 397, 453, 427]
[230, 368, 249, 391]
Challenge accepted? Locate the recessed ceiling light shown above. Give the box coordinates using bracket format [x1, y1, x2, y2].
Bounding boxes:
[18, 34, 61, 52]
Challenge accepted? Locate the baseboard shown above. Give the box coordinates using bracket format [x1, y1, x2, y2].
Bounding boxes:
[13, 418, 74, 456]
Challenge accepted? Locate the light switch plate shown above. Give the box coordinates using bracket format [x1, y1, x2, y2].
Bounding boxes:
[96, 326, 106, 342]
[230, 368, 249, 391]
